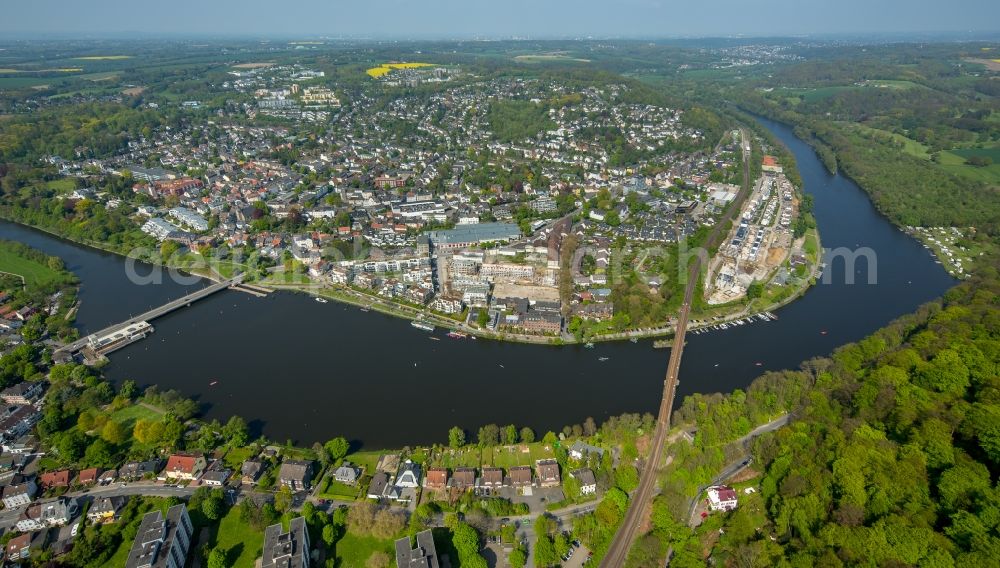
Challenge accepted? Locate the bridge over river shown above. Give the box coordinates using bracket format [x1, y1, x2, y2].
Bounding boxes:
[55, 274, 244, 358]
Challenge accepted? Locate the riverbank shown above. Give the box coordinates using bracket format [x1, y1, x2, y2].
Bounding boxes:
[737, 109, 986, 274]
[47, 116, 957, 447]
[0, 212, 235, 284]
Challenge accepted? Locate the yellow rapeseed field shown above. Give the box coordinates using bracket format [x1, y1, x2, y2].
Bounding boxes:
[365, 62, 433, 78]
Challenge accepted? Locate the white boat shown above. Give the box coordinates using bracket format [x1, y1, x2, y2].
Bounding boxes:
[411, 321, 435, 332]
[315, 297, 328, 303]
[598, 357, 610, 362]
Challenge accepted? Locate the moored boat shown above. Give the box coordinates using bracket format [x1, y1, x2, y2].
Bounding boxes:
[411, 321, 435, 332]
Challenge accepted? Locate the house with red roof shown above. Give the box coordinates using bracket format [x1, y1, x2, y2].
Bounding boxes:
[163, 453, 207, 481]
[706, 485, 738, 512]
[425, 468, 448, 489]
[77, 468, 100, 486]
[39, 470, 72, 491]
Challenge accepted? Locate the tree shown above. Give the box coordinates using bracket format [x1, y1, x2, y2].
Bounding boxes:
[83, 438, 116, 468]
[57, 430, 88, 462]
[322, 523, 339, 547]
[274, 485, 293, 513]
[101, 420, 129, 444]
[220, 416, 248, 447]
[120, 379, 137, 400]
[372, 509, 406, 539]
[478, 424, 500, 447]
[201, 491, 224, 521]
[509, 546, 527, 568]
[208, 548, 227, 568]
[502, 424, 518, 445]
[449, 426, 466, 449]
[520, 427, 535, 444]
[615, 464, 640, 493]
[452, 522, 488, 568]
[325, 437, 350, 463]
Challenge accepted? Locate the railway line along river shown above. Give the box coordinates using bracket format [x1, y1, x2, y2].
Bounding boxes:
[0, 117, 956, 448]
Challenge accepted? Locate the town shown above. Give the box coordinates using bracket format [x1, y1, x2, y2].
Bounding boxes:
[36, 61, 809, 346]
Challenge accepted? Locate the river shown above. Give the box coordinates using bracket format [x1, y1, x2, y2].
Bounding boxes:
[0, 117, 957, 449]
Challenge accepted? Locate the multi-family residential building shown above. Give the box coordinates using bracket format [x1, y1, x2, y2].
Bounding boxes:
[124, 504, 193, 568]
[262, 517, 310, 568]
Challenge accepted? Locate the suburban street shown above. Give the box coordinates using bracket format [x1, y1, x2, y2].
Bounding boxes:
[0, 481, 198, 530]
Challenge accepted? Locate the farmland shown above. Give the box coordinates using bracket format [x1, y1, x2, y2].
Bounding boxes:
[365, 62, 433, 78]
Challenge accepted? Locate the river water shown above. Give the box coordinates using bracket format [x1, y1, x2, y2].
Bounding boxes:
[0, 117, 956, 448]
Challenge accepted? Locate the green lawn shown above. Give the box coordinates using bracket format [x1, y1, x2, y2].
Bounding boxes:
[488, 443, 556, 468]
[317, 477, 360, 500]
[344, 450, 384, 475]
[848, 124, 931, 159]
[223, 446, 256, 469]
[950, 147, 1000, 162]
[45, 178, 77, 191]
[212, 507, 265, 568]
[0, 247, 64, 289]
[334, 532, 395, 567]
[783, 86, 859, 103]
[109, 403, 164, 428]
[101, 538, 135, 568]
[937, 150, 1000, 185]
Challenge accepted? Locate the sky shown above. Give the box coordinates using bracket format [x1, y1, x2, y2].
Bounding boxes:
[2, 0, 999, 39]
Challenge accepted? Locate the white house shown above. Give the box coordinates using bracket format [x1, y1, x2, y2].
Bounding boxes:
[2, 481, 36, 509]
[395, 460, 421, 489]
[335, 463, 361, 485]
[16, 497, 79, 532]
[706, 485, 738, 511]
[571, 468, 597, 496]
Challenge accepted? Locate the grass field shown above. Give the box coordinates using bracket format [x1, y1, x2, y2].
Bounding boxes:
[223, 445, 256, 469]
[0, 76, 58, 88]
[344, 450, 384, 474]
[317, 477, 360, 499]
[213, 507, 265, 568]
[782, 85, 859, 102]
[937, 150, 1000, 186]
[423, 442, 556, 469]
[950, 147, 1000, 162]
[74, 55, 133, 60]
[849, 124, 931, 159]
[109, 403, 164, 428]
[46, 178, 77, 191]
[0, 246, 64, 289]
[514, 54, 591, 63]
[335, 532, 395, 567]
[862, 79, 923, 90]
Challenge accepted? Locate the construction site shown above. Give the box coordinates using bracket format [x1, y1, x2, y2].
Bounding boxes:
[704, 163, 799, 305]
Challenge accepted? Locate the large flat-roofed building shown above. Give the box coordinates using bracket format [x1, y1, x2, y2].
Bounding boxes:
[125, 504, 192, 568]
[427, 223, 521, 250]
[262, 516, 310, 568]
[395, 530, 439, 568]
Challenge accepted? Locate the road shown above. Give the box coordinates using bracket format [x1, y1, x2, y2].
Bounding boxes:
[599, 129, 754, 568]
[0, 482, 198, 530]
[683, 413, 790, 527]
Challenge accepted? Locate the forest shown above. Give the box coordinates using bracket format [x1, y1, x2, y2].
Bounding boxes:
[656, 264, 1000, 566]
